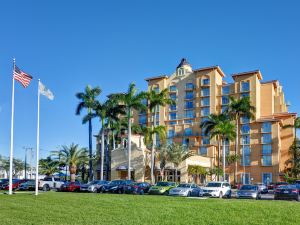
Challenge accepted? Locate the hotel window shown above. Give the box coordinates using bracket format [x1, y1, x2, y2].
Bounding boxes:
[241, 173, 250, 184]
[185, 110, 195, 118]
[169, 121, 177, 125]
[168, 130, 175, 138]
[169, 85, 177, 92]
[262, 122, 272, 133]
[177, 68, 185, 76]
[202, 137, 210, 145]
[222, 96, 229, 105]
[170, 93, 177, 101]
[201, 87, 210, 96]
[201, 97, 210, 106]
[201, 107, 210, 116]
[222, 86, 230, 95]
[241, 116, 250, 124]
[154, 87, 160, 93]
[185, 91, 194, 99]
[241, 124, 250, 134]
[241, 93, 250, 98]
[262, 173, 272, 184]
[185, 101, 194, 109]
[169, 112, 177, 120]
[262, 134, 272, 144]
[262, 155, 272, 166]
[184, 128, 193, 136]
[202, 78, 210, 85]
[186, 83, 194, 90]
[199, 146, 207, 156]
[241, 135, 250, 145]
[169, 104, 177, 111]
[184, 119, 193, 124]
[182, 138, 189, 147]
[139, 114, 147, 125]
[262, 144, 272, 155]
[221, 106, 228, 113]
[241, 145, 251, 166]
[241, 81, 250, 92]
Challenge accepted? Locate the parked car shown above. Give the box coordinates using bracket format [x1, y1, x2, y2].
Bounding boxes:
[169, 183, 202, 197]
[274, 182, 289, 190]
[124, 182, 151, 195]
[80, 180, 109, 193]
[148, 182, 177, 195]
[38, 176, 65, 191]
[202, 181, 231, 198]
[255, 183, 268, 194]
[102, 180, 133, 194]
[236, 185, 261, 200]
[60, 181, 81, 192]
[190, 185, 204, 197]
[267, 183, 275, 190]
[3, 179, 27, 190]
[274, 185, 300, 201]
[17, 180, 35, 191]
[0, 179, 9, 190]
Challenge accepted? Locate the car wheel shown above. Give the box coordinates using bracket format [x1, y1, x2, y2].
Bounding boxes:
[43, 184, 50, 192]
[118, 189, 123, 194]
[219, 192, 223, 199]
[227, 191, 231, 199]
[296, 195, 300, 202]
[164, 191, 169, 196]
[187, 192, 191, 197]
[140, 190, 144, 195]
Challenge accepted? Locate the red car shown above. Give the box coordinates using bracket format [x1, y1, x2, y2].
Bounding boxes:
[4, 179, 27, 190]
[60, 181, 81, 192]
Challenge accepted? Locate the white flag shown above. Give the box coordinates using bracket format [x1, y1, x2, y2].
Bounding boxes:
[39, 82, 54, 100]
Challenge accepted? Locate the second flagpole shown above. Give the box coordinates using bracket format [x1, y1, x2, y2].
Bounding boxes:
[35, 79, 40, 196]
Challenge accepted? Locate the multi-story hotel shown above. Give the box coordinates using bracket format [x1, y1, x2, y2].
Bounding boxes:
[131, 58, 296, 184]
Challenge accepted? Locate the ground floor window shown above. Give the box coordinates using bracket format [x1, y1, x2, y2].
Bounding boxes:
[241, 173, 250, 184]
[262, 173, 272, 185]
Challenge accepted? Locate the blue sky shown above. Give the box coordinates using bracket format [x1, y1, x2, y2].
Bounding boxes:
[0, 0, 299, 161]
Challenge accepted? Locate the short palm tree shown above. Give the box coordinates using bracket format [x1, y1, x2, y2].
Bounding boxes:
[156, 145, 172, 181]
[146, 88, 175, 184]
[110, 83, 147, 180]
[210, 120, 236, 181]
[76, 85, 101, 181]
[187, 165, 207, 184]
[283, 117, 300, 141]
[200, 113, 228, 181]
[39, 157, 60, 176]
[225, 96, 255, 184]
[52, 144, 88, 182]
[168, 144, 194, 182]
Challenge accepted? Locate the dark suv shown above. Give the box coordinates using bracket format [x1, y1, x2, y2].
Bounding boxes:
[102, 180, 133, 194]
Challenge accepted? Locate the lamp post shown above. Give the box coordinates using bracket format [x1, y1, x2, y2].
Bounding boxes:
[23, 147, 34, 180]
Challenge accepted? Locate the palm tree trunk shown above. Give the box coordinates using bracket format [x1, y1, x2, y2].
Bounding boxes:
[101, 119, 105, 180]
[70, 165, 77, 182]
[88, 118, 93, 181]
[127, 109, 132, 180]
[112, 132, 116, 150]
[151, 107, 157, 184]
[223, 139, 226, 182]
[234, 116, 239, 185]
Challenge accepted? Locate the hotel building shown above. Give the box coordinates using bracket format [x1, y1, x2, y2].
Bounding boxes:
[132, 58, 296, 184]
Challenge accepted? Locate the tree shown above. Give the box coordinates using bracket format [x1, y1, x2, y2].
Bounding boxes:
[39, 157, 60, 176]
[187, 165, 207, 184]
[52, 144, 88, 182]
[110, 83, 147, 180]
[208, 168, 223, 181]
[146, 88, 175, 184]
[225, 96, 255, 185]
[286, 139, 300, 178]
[210, 120, 236, 182]
[0, 157, 25, 177]
[84, 98, 125, 180]
[283, 117, 300, 141]
[168, 144, 193, 182]
[200, 113, 228, 181]
[76, 85, 101, 181]
[156, 145, 172, 181]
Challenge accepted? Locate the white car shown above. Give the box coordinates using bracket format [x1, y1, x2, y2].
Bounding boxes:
[38, 176, 65, 191]
[169, 183, 202, 197]
[202, 181, 231, 198]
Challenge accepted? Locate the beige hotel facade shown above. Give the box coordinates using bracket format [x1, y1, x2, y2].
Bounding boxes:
[129, 58, 296, 185]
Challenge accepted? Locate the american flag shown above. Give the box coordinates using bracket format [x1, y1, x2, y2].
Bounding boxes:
[13, 66, 33, 88]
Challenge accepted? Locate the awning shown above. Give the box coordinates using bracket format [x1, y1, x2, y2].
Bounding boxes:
[116, 165, 134, 171]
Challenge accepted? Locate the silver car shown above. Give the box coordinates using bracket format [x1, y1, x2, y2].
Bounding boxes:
[237, 185, 261, 200]
[169, 183, 201, 197]
[80, 180, 108, 193]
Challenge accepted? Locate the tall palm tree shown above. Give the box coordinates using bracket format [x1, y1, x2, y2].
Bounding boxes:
[84, 98, 125, 180]
[146, 88, 175, 184]
[210, 120, 236, 181]
[225, 96, 255, 185]
[76, 85, 101, 181]
[52, 144, 88, 182]
[200, 113, 228, 181]
[168, 144, 193, 182]
[110, 83, 147, 180]
[283, 117, 300, 141]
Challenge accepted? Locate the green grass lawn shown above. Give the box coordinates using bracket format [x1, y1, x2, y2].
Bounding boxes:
[0, 192, 299, 225]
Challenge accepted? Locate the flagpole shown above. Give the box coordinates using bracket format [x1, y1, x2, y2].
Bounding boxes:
[8, 58, 16, 195]
[35, 79, 40, 196]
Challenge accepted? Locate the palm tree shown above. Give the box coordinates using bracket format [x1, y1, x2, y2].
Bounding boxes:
[76, 85, 101, 181]
[283, 117, 300, 141]
[200, 113, 228, 181]
[287, 139, 300, 178]
[39, 157, 60, 176]
[210, 120, 236, 181]
[110, 83, 147, 180]
[52, 144, 88, 182]
[84, 98, 125, 180]
[168, 144, 193, 182]
[187, 165, 207, 184]
[156, 145, 171, 181]
[225, 96, 255, 185]
[146, 88, 175, 184]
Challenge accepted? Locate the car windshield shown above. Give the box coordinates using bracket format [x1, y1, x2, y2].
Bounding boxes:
[156, 182, 174, 187]
[278, 185, 296, 189]
[87, 181, 98, 185]
[206, 183, 221, 187]
[178, 184, 191, 188]
[110, 180, 122, 185]
[240, 185, 257, 191]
